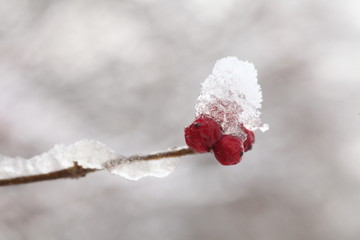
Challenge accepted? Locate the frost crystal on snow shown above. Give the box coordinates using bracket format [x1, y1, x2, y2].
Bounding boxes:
[195, 57, 269, 139]
[0, 139, 179, 181]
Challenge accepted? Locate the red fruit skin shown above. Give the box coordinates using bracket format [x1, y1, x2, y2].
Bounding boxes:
[241, 126, 255, 152]
[184, 115, 222, 153]
[212, 135, 244, 165]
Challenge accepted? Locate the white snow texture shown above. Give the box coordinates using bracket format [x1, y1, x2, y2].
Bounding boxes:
[0, 139, 179, 181]
[195, 57, 269, 139]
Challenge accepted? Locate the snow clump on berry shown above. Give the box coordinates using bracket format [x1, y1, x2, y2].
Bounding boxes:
[195, 57, 269, 140]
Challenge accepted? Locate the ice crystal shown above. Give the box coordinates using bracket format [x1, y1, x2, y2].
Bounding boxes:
[195, 56, 268, 139]
[103, 149, 181, 181]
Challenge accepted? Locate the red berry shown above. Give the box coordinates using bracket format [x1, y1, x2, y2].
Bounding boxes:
[212, 135, 244, 165]
[184, 115, 222, 153]
[241, 126, 255, 152]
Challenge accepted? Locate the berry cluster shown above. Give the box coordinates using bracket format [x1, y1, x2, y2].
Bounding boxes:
[184, 115, 255, 165]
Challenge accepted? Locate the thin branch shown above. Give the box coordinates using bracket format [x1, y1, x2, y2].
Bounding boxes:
[120, 147, 195, 161]
[0, 147, 195, 187]
[0, 162, 98, 186]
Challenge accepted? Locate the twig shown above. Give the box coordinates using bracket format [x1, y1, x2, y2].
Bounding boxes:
[0, 162, 98, 186]
[0, 147, 195, 187]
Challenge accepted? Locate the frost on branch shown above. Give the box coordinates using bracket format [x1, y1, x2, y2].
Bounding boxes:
[103, 147, 182, 181]
[195, 57, 269, 140]
[0, 139, 179, 181]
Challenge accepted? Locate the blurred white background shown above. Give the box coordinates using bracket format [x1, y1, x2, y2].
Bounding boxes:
[0, 0, 360, 239]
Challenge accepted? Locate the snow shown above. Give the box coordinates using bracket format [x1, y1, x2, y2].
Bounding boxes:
[195, 57, 269, 139]
[0, 139, 179, 181]
[103, 149, 181, 181]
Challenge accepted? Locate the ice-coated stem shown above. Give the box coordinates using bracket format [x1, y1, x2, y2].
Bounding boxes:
[0, 147, 195, 187]
[0, 162, 98, 186]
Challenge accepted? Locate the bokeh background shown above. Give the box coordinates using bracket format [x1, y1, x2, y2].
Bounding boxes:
[1, 0, 360, 239]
